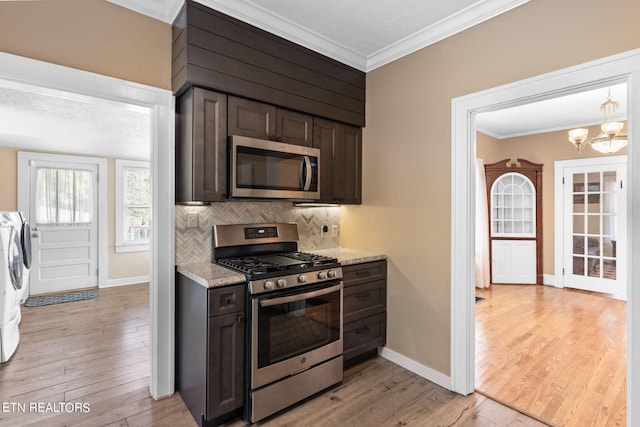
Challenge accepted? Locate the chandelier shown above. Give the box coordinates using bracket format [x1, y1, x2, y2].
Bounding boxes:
[567, 88, 627, 154]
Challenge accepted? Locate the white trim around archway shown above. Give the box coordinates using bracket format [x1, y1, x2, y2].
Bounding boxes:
[451, 49, 640, 426]
[0, 52, 175, 399]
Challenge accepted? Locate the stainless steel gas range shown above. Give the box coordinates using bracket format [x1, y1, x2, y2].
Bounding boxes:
[212, 223, 344, 423]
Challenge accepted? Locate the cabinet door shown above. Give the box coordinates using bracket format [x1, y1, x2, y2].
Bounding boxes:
[176, 87, 227, 202]
[313, 118, 338, 203]
[335, 124, 362, 204]
[313, 119, 362, 204]
[276, 109, 313, 146]
[228, 96, 275, 139]
[491, 240, 537, 284]
[207, 312, 245, 419]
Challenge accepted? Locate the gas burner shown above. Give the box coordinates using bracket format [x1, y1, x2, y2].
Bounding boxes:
[218, 257, 281, 274]
[218, 252, 338, 277]
[281, 251, 337, 266]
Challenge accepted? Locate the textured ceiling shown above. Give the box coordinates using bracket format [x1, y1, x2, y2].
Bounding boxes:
[0, 83, 151, 161]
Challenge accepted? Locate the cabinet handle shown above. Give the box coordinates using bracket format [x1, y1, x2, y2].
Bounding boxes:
[355, 326, 370, 335]
[356, 271, 371, 278]
[237, 315, 245, 323]
[355, 292, 371, 299]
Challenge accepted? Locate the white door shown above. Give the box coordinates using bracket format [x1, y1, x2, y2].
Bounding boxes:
[27, 159, 99, 295]
[561, 160, 626, 296]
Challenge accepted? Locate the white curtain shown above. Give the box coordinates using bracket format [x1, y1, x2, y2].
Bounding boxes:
[35, 168, 58, 225]
[475, 159, 491, 288]
[35, 167, 93, 225]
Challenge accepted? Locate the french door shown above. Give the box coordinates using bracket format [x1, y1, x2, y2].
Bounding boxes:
[559, 157, 627, 296]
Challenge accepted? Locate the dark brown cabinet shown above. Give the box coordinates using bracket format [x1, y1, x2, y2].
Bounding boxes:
[176, 87, 228, 203]
[173, 1, 365, 127]
[176, 274, 245, 426]
[314, 118, 362, 204]
[342, 260, 387, 366]
[228, 96, 313, 146]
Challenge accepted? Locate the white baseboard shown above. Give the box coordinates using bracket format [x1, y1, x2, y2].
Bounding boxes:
[378, 347, 452, 391]
[542, 274, 557, 287]
[102, 275, 151, 288]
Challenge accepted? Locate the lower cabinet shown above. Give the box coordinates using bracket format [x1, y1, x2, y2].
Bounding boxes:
[176, 274, 245, 427]
[342, 260, 387, 366]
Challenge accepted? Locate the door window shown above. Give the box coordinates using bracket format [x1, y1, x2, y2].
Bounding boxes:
[572, 171, 617, 279]
[35, 167, 93, 225]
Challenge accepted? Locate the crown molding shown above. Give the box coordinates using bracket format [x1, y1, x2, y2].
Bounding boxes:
[193, 0, 367, 70]
[107, 0, 530, 72]
[105, 0, 183, 24]
[365, 0, 530, 71]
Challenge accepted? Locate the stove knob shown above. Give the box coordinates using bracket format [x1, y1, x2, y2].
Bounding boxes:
[317, 271, 327, 280]
[264, 280, 274, 291]
[327, 270, 337, 279]
[298, 274, 307, 283]
[276, 278, 287, 288]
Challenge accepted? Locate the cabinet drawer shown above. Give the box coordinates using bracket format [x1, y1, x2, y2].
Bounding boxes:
[342, 261, 387, 287]
[343, 280, 386, 324]
[209, 285, 245, 317]
[343, 312, 386, 358]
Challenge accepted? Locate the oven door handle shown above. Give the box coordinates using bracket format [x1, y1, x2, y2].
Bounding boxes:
[260, 283, 342, 307]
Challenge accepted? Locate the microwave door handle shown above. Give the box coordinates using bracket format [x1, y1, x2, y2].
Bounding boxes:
[302, 155, 312, 191]
[260, 283, 342, 307]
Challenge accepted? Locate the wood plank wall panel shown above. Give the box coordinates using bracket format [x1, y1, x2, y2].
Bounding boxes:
[172, 6, 188, 93]
[172, 1, 366, 127]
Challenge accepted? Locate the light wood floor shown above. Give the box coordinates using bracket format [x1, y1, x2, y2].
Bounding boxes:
[476, 284, 626, 427]
[1, 283, 546, 426]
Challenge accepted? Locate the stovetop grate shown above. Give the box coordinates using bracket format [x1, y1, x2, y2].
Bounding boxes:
[218, 251, 337, 276]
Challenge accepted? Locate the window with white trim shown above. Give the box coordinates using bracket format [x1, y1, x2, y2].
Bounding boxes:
[116, 159, 151, 252]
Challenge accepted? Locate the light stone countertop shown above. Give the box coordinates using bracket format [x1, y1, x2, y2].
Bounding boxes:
[177, 248, 387, 289]
[177, 263, 246, 288]
[310, 248, 387, 266]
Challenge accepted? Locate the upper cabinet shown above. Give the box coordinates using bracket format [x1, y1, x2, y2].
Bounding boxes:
[314, 118, 362, 204]
[172, 0, 365, 127]
[176, 87, 228, 203]
[173, 0, 365, 204]
[228, 97, 313, 146]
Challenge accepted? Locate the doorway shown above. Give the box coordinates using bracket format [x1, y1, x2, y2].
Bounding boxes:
[0, 51, 174, 399]
[451, 49, 640, 426]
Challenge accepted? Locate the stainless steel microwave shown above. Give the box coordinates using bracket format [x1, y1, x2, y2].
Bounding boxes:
[229, 135, 320, 200]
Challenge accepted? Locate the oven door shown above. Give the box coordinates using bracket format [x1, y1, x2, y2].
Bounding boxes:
[251, 281, 342, 389]
[230, 135, 320, 200]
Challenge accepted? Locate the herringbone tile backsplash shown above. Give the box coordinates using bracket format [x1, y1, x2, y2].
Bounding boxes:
[175, 201, 341, 265]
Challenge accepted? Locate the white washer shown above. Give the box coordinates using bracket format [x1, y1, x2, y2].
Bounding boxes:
[0, 218, 22, 363]
[0, 212, 31, 304]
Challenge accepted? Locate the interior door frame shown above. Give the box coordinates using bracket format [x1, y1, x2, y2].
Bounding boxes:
[553, 155, 627, 292]
[0, 52, 175, 400]
[451, 48, 640, 427]
[17, 151, 107, 290]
